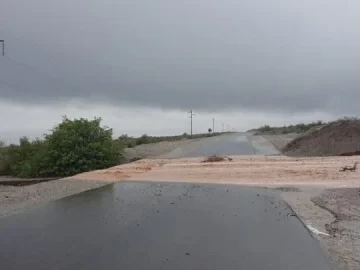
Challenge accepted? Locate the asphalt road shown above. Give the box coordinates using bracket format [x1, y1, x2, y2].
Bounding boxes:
[0, 182, 335, 270]
[184, 133, 255, 157]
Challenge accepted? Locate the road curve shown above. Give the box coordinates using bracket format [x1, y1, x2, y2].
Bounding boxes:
[0, 182, 336, 270]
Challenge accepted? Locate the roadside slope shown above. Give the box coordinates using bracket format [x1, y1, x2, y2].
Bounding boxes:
[283, 120, 360, 157]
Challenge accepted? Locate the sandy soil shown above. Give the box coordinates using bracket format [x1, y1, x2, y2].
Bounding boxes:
[71, 156, 360, 188]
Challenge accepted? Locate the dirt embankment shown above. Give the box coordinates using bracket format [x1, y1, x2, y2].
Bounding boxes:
[283, 120, 360, 157]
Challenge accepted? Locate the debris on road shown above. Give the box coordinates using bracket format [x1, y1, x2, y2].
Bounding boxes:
[340, 150, 360, 156]
[202, 155, 233, 162]
[339, 162, 358, 172]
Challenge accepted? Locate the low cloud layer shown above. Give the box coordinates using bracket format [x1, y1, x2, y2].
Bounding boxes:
[1, 0, 360, 115]
[0, 101, 336, 144]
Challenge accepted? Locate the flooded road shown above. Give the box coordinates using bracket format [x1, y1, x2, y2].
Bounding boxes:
[0, 182, 335, 270]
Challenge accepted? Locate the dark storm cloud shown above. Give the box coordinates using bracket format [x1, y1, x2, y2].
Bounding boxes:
[1, 0, 360, 114]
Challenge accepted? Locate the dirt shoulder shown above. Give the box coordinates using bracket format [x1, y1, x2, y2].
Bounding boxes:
[283, 188, 360, 270]
[313, 188, 360, 269]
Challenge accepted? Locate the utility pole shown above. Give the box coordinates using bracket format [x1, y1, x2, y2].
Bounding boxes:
[212, 118, 215, 133]
[222, 123, 224, 133]
[188, 110, 195, 137]
[0, 40, 4, 57]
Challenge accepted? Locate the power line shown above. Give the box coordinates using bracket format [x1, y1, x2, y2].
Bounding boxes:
[188, 110, 195, 137]
[0, 40, 4, 57]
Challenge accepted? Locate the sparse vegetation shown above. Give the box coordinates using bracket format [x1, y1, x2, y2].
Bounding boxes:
[0, 141, 14, 176]
[250, 117, 360, 135]
[249, 121, 324, 135]
[117, 132, 225, 148]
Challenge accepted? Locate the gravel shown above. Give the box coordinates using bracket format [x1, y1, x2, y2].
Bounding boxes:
[284, 188, 360, 270]
[311, 188, 360, 270]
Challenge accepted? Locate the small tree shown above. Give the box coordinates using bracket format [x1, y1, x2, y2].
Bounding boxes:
[136, 134, 150, 145]
[40, 116, 122, 177]
[208, 128, 212, 133]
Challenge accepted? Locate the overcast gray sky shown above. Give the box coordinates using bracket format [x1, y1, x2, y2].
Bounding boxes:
[0, 0, 359, 142]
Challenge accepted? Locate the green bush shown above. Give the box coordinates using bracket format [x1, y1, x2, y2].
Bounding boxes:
[1, 117, 123, 178]
[135, 134, 150, 145]
[0, 141, 14, 175]
[9, 137, 48, 177]
[39, 117, 123, 177]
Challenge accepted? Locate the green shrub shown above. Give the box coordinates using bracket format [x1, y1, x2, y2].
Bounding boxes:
[9, 137, 48, 177]
[39, 117, 123, 177]
[0, 141, 14, 175]
[2, 117, 123, 178]
[135, 134, 150, 145]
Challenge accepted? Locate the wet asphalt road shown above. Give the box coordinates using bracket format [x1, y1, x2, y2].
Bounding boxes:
[184, 133, 254, 157]
[0, 182, 335, 270]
